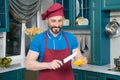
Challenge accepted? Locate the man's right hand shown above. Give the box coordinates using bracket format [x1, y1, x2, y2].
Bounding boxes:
[48, 59, 63, 70]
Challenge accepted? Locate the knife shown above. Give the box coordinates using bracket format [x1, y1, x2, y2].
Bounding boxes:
[62, 52, 78, 64]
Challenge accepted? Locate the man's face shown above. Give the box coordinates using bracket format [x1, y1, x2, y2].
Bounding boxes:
[47, 16, 64, 34]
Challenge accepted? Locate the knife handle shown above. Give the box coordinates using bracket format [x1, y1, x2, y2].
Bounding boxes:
[61, 60, 64, 64]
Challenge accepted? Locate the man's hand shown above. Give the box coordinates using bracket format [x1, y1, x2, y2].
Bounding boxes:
[73, 48, 88, 66]
[74, 56, 88, 66]
[79, 57, 88, 66]
[48, 59, 63, 70]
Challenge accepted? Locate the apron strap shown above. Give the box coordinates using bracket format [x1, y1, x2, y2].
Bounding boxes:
[45, 31, 48, 49]
[62, 31, 70, 51]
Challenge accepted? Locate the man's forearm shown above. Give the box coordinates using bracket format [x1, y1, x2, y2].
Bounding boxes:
[25, 60, 49, 71]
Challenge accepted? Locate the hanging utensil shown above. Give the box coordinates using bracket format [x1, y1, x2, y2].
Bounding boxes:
[76, 0, 89, 25]
[81, 0, 84, 19]
[80, 36, 84, 54]
[84, 36, 88, 50]
[105, 19, 120, 38]
[76, 0, 80, 17]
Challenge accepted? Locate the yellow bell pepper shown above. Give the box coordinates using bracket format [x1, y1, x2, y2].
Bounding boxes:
[73, 58, 85, 66]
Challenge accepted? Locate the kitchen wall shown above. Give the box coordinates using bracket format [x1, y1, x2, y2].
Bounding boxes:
[110, 11, 120, 68]
[39, 0, 53, 30]
[0, 32, 6, 57]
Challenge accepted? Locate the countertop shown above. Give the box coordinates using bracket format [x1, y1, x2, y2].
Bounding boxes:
[0, 58, 25, 73]
[72, 64, 120, 76]
[1, 58, 120, 76]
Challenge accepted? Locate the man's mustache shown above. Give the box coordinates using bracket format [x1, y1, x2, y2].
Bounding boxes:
[51, 26, 61, 28]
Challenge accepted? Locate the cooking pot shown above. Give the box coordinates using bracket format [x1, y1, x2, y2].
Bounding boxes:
[105, 19, 120, 38]
[114, 56, 120, 68]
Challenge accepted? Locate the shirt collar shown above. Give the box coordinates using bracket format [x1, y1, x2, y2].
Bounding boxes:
[47, 29, 62, 40]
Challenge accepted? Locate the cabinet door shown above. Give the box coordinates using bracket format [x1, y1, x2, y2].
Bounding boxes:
[0, 0, 9, 32]
[0, 77, 2, 80]
[90, 0, 110, 65]
[102, 74, 120, 80]
[0, 69, 23, 80]
[54, 0, 90, 29]
[102, 0, 120, 10]
[73, 69, 83, 80]
[24, 70, 38, 80]
[83, 71, 102, 80]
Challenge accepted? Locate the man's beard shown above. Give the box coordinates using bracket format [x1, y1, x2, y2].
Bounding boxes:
[50, 26, 61, 34]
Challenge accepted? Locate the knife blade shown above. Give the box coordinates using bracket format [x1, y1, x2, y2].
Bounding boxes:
[62, 52, 78, 64]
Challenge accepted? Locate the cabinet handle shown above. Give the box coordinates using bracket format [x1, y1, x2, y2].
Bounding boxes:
[0, 22, 1, 26]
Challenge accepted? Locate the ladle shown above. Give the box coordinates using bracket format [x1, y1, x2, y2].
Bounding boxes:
[76, 0, 89, 25]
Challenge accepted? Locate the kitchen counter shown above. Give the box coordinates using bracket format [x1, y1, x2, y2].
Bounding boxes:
[72, 64, 120, 76]
[1, 58, 120, 76]
[0, 58, 25, 73]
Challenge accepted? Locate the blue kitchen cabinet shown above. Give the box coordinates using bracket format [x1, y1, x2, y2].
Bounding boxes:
[0, 0, 9, 32]
[90, 0, 110, 65]
[73, 69, 120, 80]
[83, 71, 102, 80]
[73, 69, 102, 80]
[102, 0, 120, 10]
[0, 69, 24, 80]
[102, 74, 120, 80]
[24, 69, 38, 80]
[54, 0, 90, 30]
[73, 69, 83, 80]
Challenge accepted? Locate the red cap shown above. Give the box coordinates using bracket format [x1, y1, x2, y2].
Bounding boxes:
[41, 3, 64, 20]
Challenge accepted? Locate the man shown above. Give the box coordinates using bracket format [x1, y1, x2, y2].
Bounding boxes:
[25, 3, 87, 80]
